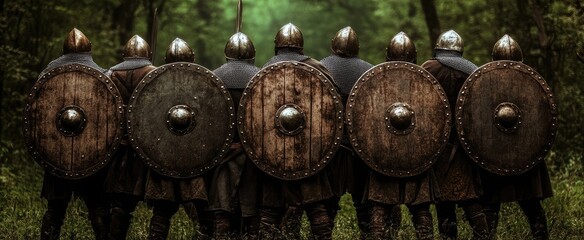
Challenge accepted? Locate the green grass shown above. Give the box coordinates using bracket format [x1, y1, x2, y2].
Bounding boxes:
[1, 151, 583, 239]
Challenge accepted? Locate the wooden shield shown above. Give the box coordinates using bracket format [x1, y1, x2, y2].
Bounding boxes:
[239, 61, 344, 180]
[346, 62, 451, 177]
[456, 61, 557, 175]
[127, 63, 235, 178]
[24, 64, 124, 179]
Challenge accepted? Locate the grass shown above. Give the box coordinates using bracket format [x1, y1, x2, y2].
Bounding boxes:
[1, 151, 583, 239]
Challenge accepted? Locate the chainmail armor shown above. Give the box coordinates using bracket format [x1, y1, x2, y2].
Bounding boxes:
[214, 60, 260, 89]
[110, 58, 153, 71]
[434, 50, 477, 75]
[263, 50, 310, 67]
[44, 53, 105, 73]
[320, 55, 372, 96]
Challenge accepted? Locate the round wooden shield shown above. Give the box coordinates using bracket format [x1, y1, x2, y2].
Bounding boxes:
[456, 61, 557, 175]
[346, 62, 451, 177]
[238, 61, 344, 180]
[24, 64, 124, 179]
[127, 63, 235, 178]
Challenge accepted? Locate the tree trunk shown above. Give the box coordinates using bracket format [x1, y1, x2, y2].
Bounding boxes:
[529, 0, 555, 86]
[420, 0, 441, 49]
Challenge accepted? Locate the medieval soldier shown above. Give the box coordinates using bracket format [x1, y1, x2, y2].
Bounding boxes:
[355, 32, 438, 240]
[479, 35, 553, 240]
[104, 35, 156, 240]
[421, 30, 489, 239]
[320, 26, 401, 238]
[36, 28, 110, 240]
[143, 38, 211, 240]
[209, 31, 261, 239]
[258, 22, 336, 240]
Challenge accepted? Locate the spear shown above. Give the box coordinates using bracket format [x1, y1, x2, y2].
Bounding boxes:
[150, 7, 159, 63]
[236, 0, 242, 33]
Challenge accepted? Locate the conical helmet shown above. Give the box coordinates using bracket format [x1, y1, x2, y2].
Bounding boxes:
[123, 35, 151, 59]
[331, 26, 359, 57]
[386, 32, 417, 63]
[63, 28, 92, 54]
[492, 34, 523, 62]
[274, 23, 303, 49]
[435, 29, 463, 53]
[165, 38, 195, 63]
[225, 32, 255, 60]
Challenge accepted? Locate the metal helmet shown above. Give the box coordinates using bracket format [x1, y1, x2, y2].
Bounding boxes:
[274, 23, 303, 49]
[123, 35, 152, 59]
[492, 34, 523, 62]
[165, 38, 195, 63]
[386, 32, 417, 63]
[435, 29, 463, 53]
[225, 32, 255, 60]
[63, 28, 92, 54]
[331, 26, 359, 57]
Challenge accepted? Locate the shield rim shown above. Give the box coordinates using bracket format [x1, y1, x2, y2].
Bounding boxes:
[346, 61, 451, 177]
[127, 62, 236, 178]
[455, 60, 558, 175]
[23, 63, 124, 179]
[238, 61, 344, 180]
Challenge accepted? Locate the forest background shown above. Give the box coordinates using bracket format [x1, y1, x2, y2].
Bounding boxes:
[1, 0, 583, 238]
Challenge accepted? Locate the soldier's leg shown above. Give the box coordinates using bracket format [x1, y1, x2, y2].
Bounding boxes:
[40, 199, 69, 240]
[304, 202, 333, 240]
[408, 203, 434, 240]
[259, 206, 285, 239]
[460, 200, 489, 240]
[83, 193, 111, 240]
[369, 203, 389, 239]
[109, 194, 140, 240]
[518, 200, 549, 240]
[148, 200, 179, 240]
[436, 201, 458, 239]
[387, 204, 402, 239]
[241, 214, 260, 240]
[281, 205, 303, 239]
[482, 202, 501, 240]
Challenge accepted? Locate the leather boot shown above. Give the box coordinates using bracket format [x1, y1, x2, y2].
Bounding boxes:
[305, 203, 333, 240]
[282, 205, 303, 239]
[355, 202, 372, 240]
[214, 211, 231, 240]
[436, 202, 458, 240]
[40, 201, 67, 240]
[462, 202, 489, 240]
[388, 205, 402, 239]
[148, 201, 179, 240]
[87, 203, 110, 240]
[519, 200, 549, 240]
[260, 207, 284, 239]
[482, 203, 500, 240]
[409, 204, 434, 240]
[242, 215, 260, 239]
[369, 204, 388, 240]
[109, 207, 132, 240]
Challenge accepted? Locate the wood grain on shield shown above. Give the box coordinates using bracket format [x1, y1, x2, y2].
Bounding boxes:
[348, 62, 450, 177]
[240, 62, 343, 180]
[25, 65, 123, 179]
[127, 64, 234, 178]
[457, 61, 557, 175]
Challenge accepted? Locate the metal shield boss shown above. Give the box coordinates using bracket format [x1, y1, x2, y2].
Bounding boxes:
[456, 60, 557, 175]
[346, 62, 451, 177]
[127, 63, 235, 178]
[24, 64, 124, 179]
[238, 61, 344, 180]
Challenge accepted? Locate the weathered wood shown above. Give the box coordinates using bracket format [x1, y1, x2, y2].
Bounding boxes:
[346, 62, 450, 177]
[239, 61, 343, 180]
[456, 61, 557, 175]
[127, 63, 235, 178]
[24, 64, 124, 179]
